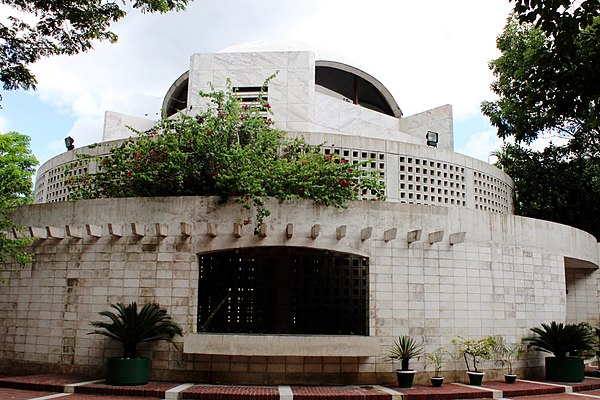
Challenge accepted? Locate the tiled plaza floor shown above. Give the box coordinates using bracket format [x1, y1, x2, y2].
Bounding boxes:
[2, 373, 600, 399]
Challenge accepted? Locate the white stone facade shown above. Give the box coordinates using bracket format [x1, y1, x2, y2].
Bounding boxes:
[5, 50, 599, 384]
[2, 197, 598, 384]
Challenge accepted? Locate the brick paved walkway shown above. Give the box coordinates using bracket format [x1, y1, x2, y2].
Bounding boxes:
[2, 373, 600, 399]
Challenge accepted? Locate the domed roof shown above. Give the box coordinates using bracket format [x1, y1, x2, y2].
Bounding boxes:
[163, 42, 402, 118]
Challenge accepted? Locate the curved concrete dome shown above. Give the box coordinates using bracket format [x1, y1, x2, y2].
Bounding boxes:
[162, 70, 189, 117]
[162, 41, 402, 118]
[315, 60, 402, 118]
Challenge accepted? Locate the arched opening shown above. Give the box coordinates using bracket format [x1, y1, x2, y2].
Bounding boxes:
[162, 71, 189, 117]
[197, 247, 369, 335]
[315, 61, 402, 118]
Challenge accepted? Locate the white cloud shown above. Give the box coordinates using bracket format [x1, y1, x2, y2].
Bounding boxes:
[47, 117, 104, 154]
[456, 129, 504, 162]
[8, 0, 515, 161]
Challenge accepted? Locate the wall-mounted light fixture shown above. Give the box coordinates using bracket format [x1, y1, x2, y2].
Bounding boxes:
[426, 131, 438, 147]
[65, 136, 75, 151]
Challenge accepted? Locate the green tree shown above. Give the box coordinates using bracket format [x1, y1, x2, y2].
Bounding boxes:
[0, 0, 192, 93]
[494, 143, 600, 239]
[69, 83, 385, 231]
[0, 131, 38, 264]
[482, 2, 600, 238]
[481, 13, 600, 146]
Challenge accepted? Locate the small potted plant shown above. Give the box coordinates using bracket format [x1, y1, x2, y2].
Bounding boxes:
[90, 302, 183, 385]
[387, 335, 424, 388]
[524, 321, 595, 382]
[424, 347, 446, 387]
[452, 336, 496, 386]
[493, 335, 525, 383]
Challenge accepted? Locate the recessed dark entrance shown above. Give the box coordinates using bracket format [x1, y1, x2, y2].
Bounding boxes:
[197, 247, 369, 335]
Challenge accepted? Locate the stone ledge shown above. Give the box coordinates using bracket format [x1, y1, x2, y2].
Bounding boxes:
[183, 333, 380, 357]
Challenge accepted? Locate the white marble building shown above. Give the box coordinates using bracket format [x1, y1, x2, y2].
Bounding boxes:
[2, 50, 599, 385]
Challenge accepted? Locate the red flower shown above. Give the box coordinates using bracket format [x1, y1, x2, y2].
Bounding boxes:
[243, 219, 250, 225]
[206, 130, 212, 135]
[127, 170, 133, 177]
[134, 153, 141, 159]
[341, 159, 348, 164]
[348, 168, 353, 173]
[212, 171, 219, 176]
[338, 178, 349, 187]
[242, 104, 250, 110]
[240, 113, 246, 120]
[150, 151, 157, 156]
[264, 103, 271, 109]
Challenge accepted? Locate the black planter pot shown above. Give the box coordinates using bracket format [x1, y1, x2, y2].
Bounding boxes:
[106, 357, 150, 386]
[431, 376, 444, 387]
[467, 371, 485, 386]
[504, 374, 517, 384]
[545, 357, 584, 382]
[396, 370, 416, 388]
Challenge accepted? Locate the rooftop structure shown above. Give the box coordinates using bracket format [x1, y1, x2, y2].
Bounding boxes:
[2, 50, 599, 385]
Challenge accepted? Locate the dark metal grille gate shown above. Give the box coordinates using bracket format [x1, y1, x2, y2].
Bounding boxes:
[197, 247, 369, 335]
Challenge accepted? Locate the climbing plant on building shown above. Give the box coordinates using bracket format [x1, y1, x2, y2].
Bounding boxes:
[68, 81, 386, 232]
[0, 131, 38, 267]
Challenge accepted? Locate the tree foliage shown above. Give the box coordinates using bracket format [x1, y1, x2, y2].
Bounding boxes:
[0, 0, 191, 92]
[481, 12, 600, 145]
[524, 321, 596, 358]
[90, 302, 182, 359]
[494, 143, 600, 239]
[483, 1, 600, 239]
[69, 83, 385, 231]
[0, 131, 38, 264]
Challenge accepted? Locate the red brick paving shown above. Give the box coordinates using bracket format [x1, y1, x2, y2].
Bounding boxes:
[393, 383, 493, 400]
[562, 378, 600, 392]
[0, 387, 56, 399]
[291, 385, 390, 399]
[4, 373, 600, 399]
[181, 384, 280, 399]
[484, 380, 565, 397]
[506, 394, 584, 400]
[75, 380, 181, 397]
[62, 395, 162, 400]
[0, 373, 88, 392]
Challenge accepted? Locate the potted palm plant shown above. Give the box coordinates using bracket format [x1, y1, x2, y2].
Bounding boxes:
[452, 336, 496, 386]
[90, 302, 183, 385]
[493, 335, 525, 383]
[424, 347, 446, 387]
[387, 335, 424, 388]
[524, 321, 595, 382]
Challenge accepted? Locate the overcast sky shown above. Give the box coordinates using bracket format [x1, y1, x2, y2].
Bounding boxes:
[0, 0, 515, 167]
